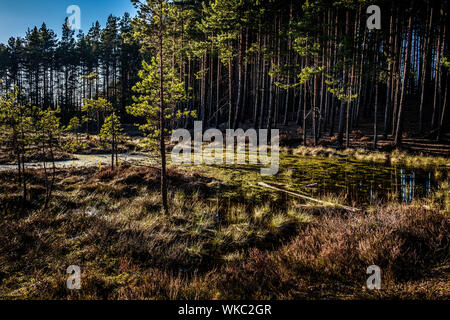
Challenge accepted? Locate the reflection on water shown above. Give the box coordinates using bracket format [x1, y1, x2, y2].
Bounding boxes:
[282, 156, 448, 205]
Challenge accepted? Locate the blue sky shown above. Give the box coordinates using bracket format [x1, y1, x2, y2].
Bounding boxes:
[0, 0, 137, 44]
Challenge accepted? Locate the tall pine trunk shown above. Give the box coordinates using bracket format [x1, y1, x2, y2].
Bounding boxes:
[158, 7, 168, 215]
[395, 4, 414, 147]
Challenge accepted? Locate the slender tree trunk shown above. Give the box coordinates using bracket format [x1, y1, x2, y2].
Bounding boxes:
[373, 82, 379, 149]
[437, 77, 447, 141]
[283, 2, 294, 126]
[208, 50, 214, 128]
[303, 81, 308, 146]
[259, 35, 267, 129]
[303, 56, 310, 146]
[201, 53, 207, 127]
[313, 58, 319, 146]
[233, 30, 244, 129]
[296, 58, 304, 125]
[392, 14, 403, 136]
[158, 8, 168, 215]
[395, 4, 414, 147]
[215, 57, 221, 127]
[253, 29, 261, 128]
[431, 10, 443, 130]
[228, 59, 233, 129]
[384, 6, 394, 138]
[337, 11, 349, 147]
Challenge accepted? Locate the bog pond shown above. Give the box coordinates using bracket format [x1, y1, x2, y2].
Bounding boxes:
[198, 154, 449, 207]
[272, 155, 448, 205]
[0, 152, 447, 206]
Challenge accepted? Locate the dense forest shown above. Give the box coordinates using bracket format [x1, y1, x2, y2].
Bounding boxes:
[0, 0, 448, 148]
[0, 13, 141, 124]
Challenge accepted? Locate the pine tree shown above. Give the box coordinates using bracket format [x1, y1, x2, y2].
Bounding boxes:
[100, 112, 123, 169]
[35, 106, 61, 208]
[130, 0, 193, 215]
[0, 86, 33, 199]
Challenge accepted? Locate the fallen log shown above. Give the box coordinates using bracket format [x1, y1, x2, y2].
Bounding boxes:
[257, 182, 360, 212]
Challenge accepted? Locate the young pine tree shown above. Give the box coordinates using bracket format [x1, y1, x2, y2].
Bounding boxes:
[100, 112, 123, 169]
[129, 0, 194, 215]
[35, 106, 61, 208]
[0, 86, 33, 199]
[66, 116, 81, 142]
[82, 97, 113, 134]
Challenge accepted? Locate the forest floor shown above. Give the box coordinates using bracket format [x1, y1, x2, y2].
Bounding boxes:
[279, 99, 450, 157]
[0, 139, 449, 300]
[278, 123, 450, 157]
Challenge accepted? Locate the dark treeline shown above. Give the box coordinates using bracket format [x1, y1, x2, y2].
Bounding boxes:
[0, 0, 449, 147]
[0, 13, 141, 127]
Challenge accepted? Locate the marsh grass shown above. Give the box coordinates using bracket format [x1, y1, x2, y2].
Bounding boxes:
[296, 146, 449, 168]
[390, 150, 449, 168]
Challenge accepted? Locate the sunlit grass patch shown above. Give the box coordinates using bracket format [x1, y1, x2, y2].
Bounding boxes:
[390, 150, 449, 168]
[269, 213, 291, 230]
[253, 203, 271, 222]
[286, 207, 314, 224]
[295, 146, 449, 169]
[296, 146, 339, 158]
[222, 251, 245, 262]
